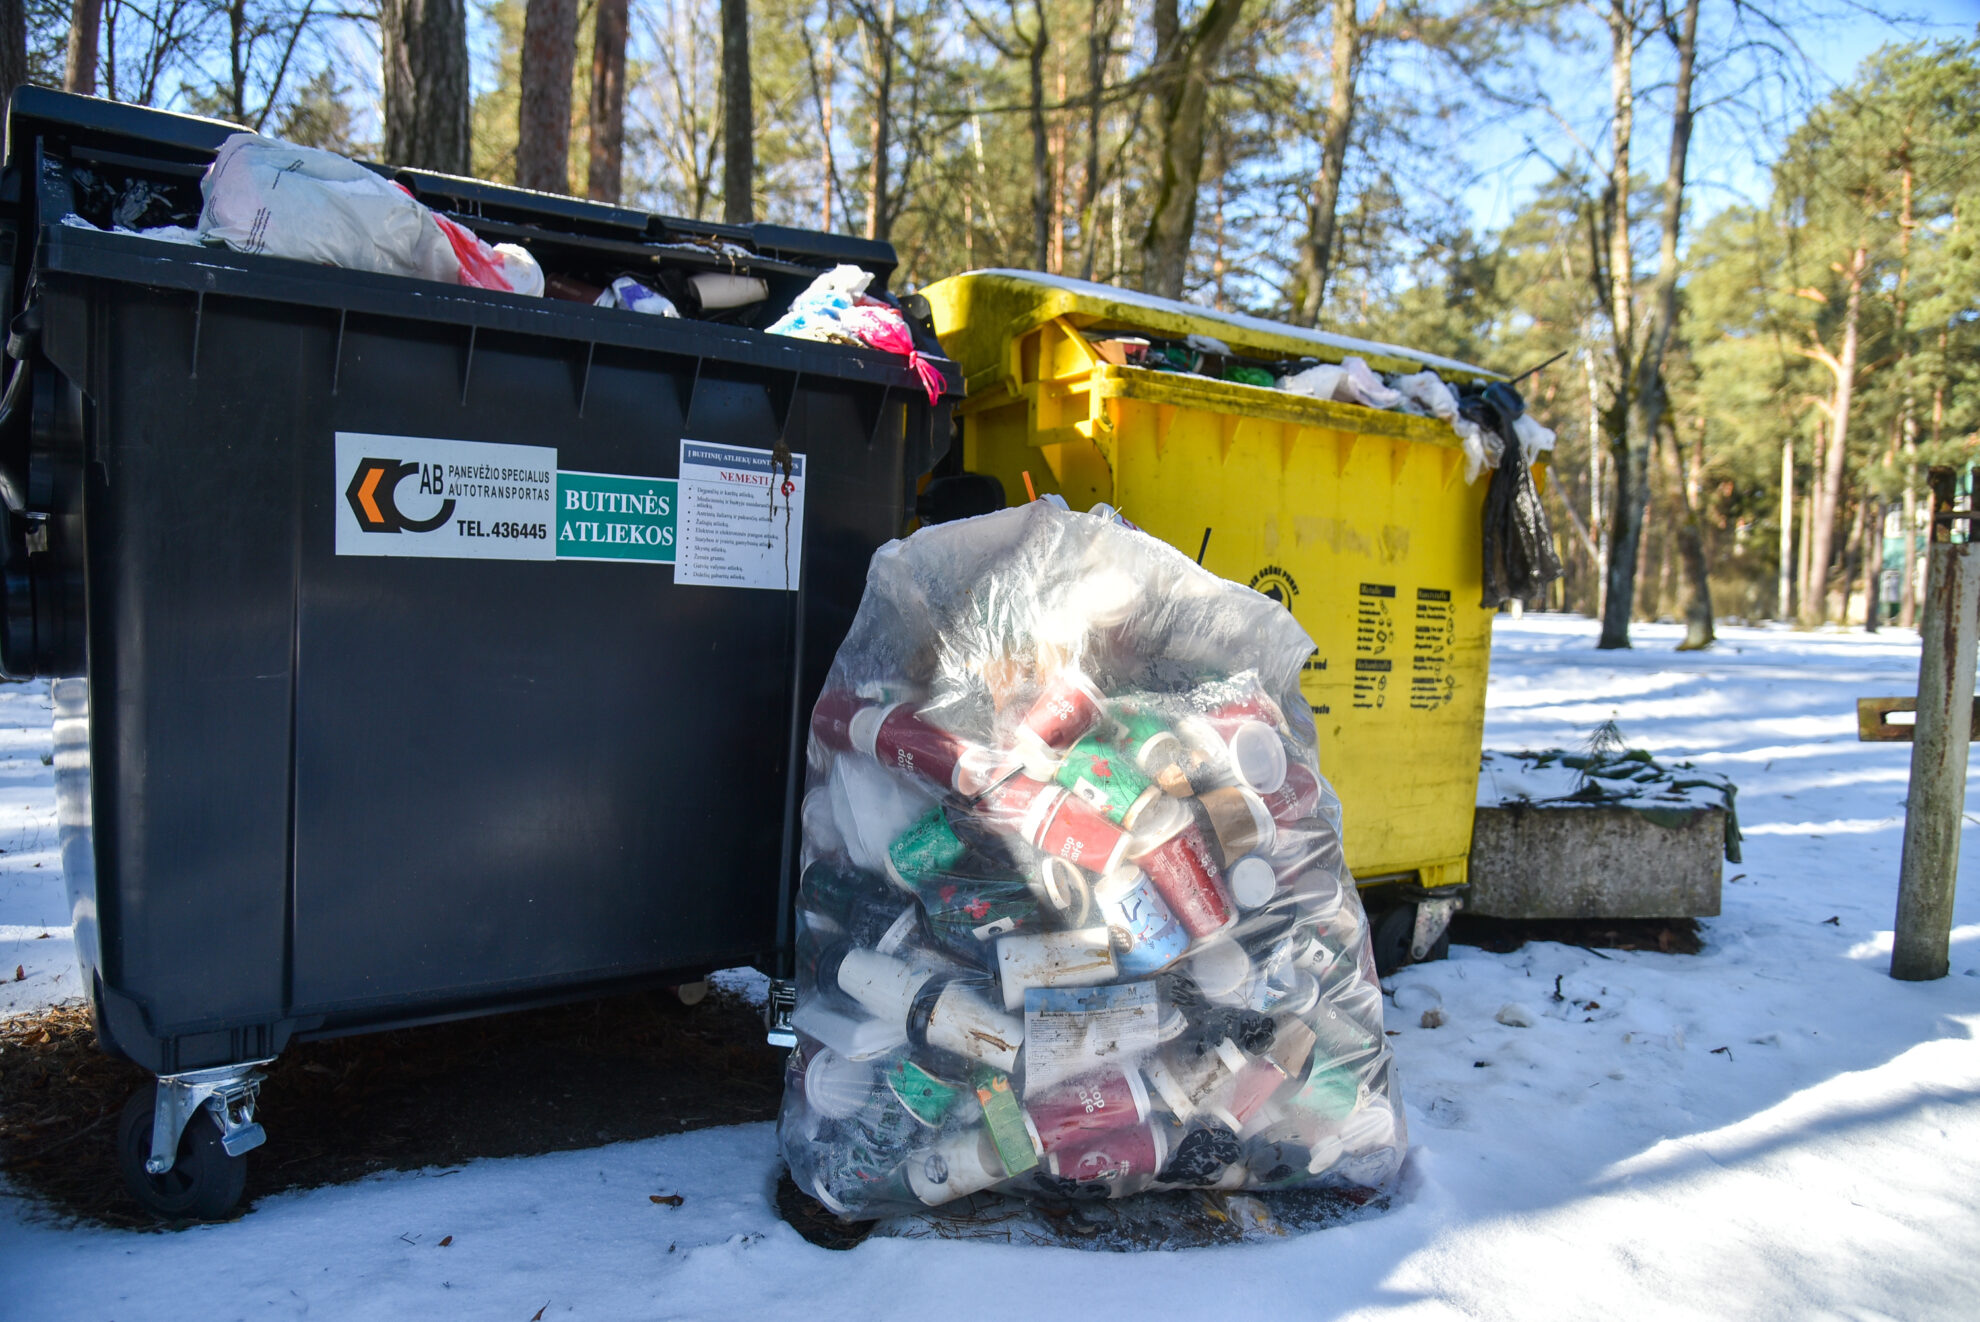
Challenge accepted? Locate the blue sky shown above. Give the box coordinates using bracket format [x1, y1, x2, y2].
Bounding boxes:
[1455, 0, 1980, 235]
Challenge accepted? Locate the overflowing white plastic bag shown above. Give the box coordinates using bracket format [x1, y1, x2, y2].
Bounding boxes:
[198, 134, 542, 295]
[780, 501, 1406, 1218]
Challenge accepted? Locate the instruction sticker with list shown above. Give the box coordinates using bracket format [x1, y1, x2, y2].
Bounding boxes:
[674, 440, 807, 591]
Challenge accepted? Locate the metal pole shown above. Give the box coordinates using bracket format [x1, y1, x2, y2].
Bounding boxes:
[1892, 467, 1979, 981]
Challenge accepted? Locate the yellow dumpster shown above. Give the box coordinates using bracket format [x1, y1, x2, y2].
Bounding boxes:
[922, 270, 1509, 966]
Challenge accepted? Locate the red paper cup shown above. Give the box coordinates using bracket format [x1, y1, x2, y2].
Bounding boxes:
[855, 702, 993, 795]
[1018, 669, 1108, 754]
[1025, 787, 1132, 875]
[811, 690, 870, 753]
[1263, 762, 1322, 827]
[1130, 822, 1234, 939]
[1047, 1117, 1168, 1188]
[972, 773, 1057, 836]
[1025, 1069, 1152, 1153]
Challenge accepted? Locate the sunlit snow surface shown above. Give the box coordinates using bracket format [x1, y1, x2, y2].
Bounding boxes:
[3, 619, 1976, 1321]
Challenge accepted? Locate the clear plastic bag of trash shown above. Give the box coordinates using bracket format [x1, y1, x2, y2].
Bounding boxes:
[198, 133, 543, 295]
[779, 501, 1405, 1219]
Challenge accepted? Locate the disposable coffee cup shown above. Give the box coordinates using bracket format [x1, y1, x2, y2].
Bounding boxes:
[907, 1127, 1006, 1206]
[834, 947, 934, 1022]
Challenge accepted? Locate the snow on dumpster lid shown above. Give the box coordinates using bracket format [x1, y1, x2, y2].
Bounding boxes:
[924, 268, 1501, 384]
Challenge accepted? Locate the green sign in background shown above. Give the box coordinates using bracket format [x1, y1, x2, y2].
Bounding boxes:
[555, 471, 678, 563]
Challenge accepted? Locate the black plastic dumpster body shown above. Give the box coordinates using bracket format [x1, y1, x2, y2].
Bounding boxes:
[0, 90, 957, 1215]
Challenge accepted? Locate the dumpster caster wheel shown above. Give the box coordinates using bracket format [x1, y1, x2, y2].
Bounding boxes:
[673, 980, 709, 1007]
[1371, 901, 1454, 976]
[118, 1084, 248, 1220]
[1372, 904, 1417, 978]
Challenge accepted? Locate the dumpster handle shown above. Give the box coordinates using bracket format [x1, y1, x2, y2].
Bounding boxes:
[330, 309, 347, 395]
[189, 290, 204, 380]
[576, 340, 595, 418]
[867, 384, 894, 447]
[459, 324, 478, 406]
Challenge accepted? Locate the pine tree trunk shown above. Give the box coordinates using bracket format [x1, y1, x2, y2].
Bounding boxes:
[1598, 0, 1697, 650]
[1666, 418, 1715, 650]
[1026, 2, 1051, 271]
[517, 0, 579, 194]
[721, 0, 754, 222]
[587, 0, 629, 202]
[65, 0, 103, 95]
[1077, 0, 1114, 279]
[1137, 0, 1245, 299]
[381, 0, 472, 175]
[1, 0, 27, 108]
[1803, 246, 1867, 623]
[1293, 0, 1360, 326]
[1862, 497, 1882, 632]
[864, 0, 897, 241]
[1778, 437, 1795, 620]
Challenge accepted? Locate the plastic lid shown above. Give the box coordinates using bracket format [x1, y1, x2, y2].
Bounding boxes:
[847, 702, 901, 760]
[1226, 721, 1288, 795]
[1227, 855, 1277, 909]
[1156, 1002, 1189, 1043]
[1189, 940, 1253, 998]
[803, 1047, 875, 1120]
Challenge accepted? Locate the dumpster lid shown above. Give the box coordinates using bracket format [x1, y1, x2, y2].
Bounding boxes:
[925, 269, 1500, 383]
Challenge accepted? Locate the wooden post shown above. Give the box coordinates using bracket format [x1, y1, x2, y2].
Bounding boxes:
[1892, 467, 1979, 981]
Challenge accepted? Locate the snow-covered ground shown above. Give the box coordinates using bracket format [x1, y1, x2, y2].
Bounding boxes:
[4, 618, 1977, 1320]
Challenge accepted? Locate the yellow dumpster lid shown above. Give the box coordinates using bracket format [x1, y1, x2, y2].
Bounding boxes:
[923, 269, 1501, 385]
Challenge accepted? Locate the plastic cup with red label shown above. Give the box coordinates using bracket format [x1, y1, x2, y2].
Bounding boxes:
[1127, 805, 1235, 941]
[1208, 1055, 1292, 1136]
[1261, 761, 1322, 827]
[811, 689, 870, 755]
[1092, 865, 1192, 976]
[850, 701, 1006, 798]
[1024, 1068, 1152, 1153]
[1045, 1115, 1168, 1194]
[1015, 669, 1109, 769]
[1017, 782, 1134, 876]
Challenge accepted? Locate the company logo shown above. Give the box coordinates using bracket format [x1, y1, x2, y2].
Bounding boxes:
[345, 458, 455, 534]
[1249, 564, 1300, 606]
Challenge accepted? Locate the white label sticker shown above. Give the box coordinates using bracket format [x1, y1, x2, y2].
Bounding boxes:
[335, 433, 557, 560]
[674, 440, 806, 591]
